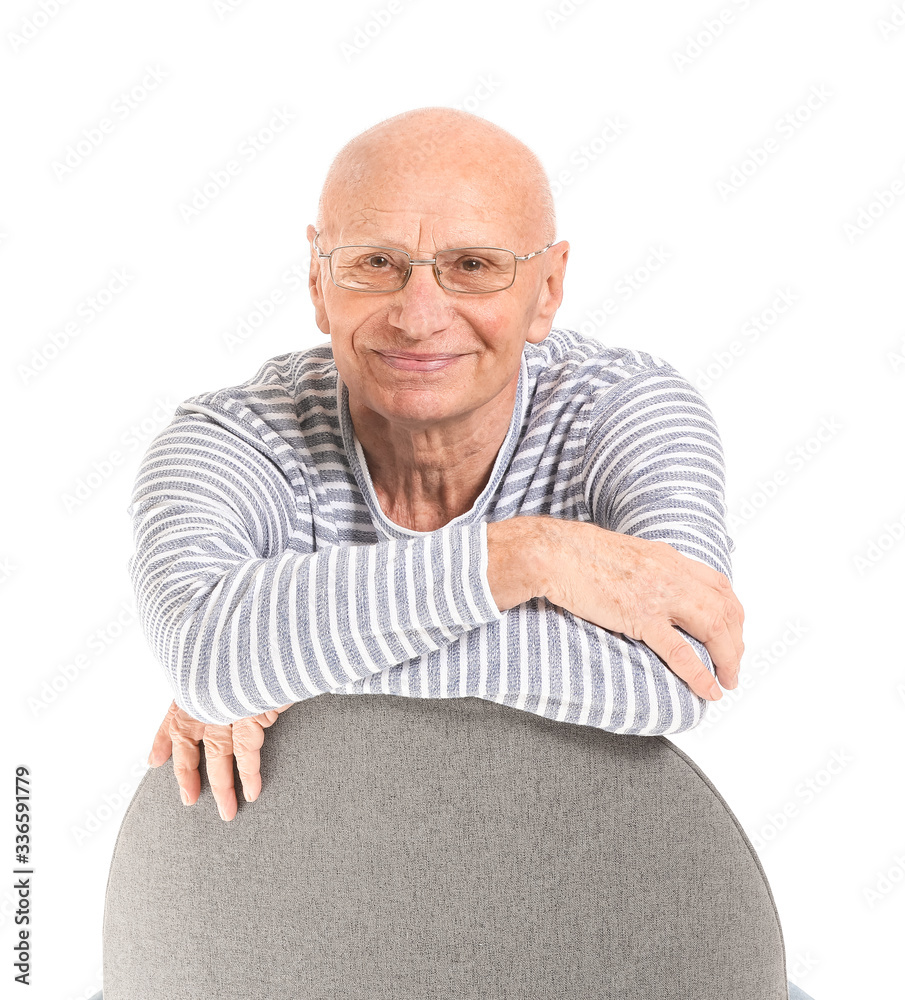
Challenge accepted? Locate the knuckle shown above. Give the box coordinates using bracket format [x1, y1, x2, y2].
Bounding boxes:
[170, 715, 199, 738]
[688, 662, 710, 688]
[705, 610, 728, 641]
[232, 725, 263, 753]
[722, 596, 740, 624]
[202, 730, 233, 755]
[667, 638, 697, 668]
[625, 614, 646, 642]
[171, 733, 199, 753]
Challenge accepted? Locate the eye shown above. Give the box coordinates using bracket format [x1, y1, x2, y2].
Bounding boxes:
[459, 257, 484, 272]
[364, 254, 391, 269]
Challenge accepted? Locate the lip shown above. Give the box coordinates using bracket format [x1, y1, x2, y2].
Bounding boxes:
[378, 352, 462, 372]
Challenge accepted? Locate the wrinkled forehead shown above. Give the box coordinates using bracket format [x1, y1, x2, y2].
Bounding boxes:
[323, 179, 541, 252]
[327, 212, 532, 254]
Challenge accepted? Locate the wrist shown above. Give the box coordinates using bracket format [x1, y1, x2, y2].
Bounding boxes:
[486, 517, 550, 610]
[487, 515, 569, 607]
[520, 515, 569, 604]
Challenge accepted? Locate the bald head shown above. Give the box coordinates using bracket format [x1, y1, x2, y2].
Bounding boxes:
[315, 107, 556, 249]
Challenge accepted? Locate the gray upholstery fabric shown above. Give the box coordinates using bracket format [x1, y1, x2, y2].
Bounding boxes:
[101, 693, 790, 998]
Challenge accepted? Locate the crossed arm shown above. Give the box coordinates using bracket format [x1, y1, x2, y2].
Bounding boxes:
[136, 367, 743, 820]
[147, 519, 742, 820]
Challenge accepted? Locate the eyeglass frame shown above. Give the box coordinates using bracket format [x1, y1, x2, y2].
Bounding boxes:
[312, 230, 556, 294]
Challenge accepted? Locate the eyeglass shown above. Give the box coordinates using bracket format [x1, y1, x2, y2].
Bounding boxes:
[313, 231, 554, 294]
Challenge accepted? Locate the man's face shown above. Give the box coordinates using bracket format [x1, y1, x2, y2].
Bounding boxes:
[307, 160, 567, 433]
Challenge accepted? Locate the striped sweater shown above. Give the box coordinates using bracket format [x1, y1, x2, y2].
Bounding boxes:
[127, 327, 736, 733]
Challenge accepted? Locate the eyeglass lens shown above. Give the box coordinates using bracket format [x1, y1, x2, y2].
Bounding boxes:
[330, 246, 517, 292]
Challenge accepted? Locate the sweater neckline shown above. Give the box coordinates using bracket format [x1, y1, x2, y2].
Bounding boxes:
[337, 348, 530, 540]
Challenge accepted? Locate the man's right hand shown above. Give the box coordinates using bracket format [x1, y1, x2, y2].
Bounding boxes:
[147, 699, 294, 821]
[487, 517, 743, 702]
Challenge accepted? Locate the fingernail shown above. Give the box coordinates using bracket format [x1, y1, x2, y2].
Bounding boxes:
[708, 684, 722, 700]
[180, 789, 190, 805]
[218, 802, 227, 821]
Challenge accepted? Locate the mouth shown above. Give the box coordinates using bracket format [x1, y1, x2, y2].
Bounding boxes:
[378, 352, 462, 372]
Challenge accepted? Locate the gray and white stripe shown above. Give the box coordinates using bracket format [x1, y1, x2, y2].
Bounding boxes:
[128, 327, 735, 733]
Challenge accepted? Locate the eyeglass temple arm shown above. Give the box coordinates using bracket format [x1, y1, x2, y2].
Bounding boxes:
[514, 241, 555, 261]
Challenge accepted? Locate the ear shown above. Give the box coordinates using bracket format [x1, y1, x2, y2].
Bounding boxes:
[525, 241, 569, 344]
[307, 224, 331, 335]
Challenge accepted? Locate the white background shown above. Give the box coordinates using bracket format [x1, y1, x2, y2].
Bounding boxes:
[4, 1, 905, 998]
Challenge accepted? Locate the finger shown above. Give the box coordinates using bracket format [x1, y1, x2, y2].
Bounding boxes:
[702, 623, 742, 692]
[718, 593, 745, 687]
[233, 704, 292, 803]
[725, 585, 745, 627]
[148, 702, 178, 767]
[713, 580, 745, 661]
[232, 718, 266, 803]
[686, 598, 743, 692]
[253, 703, 294, 727]
[168, 703, 207, 804]
[643, 621, 723, 702]
[202, 725, 238, 822]
[171, 730, 203, 806]
[687, 561, 746, 633]
[678, 562, 745, 674]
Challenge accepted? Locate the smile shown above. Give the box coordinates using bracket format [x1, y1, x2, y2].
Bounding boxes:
[379, 354, 461, 372]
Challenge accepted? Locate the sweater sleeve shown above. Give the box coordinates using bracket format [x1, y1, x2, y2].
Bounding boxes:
[578, 365, 737, 726]
[127, 412, 504, 724]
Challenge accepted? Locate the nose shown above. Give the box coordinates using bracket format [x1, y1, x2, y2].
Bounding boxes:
[390, 258, 455, 337]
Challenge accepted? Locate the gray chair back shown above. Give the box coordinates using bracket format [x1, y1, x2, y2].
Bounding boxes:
[101, 692, 790, 998]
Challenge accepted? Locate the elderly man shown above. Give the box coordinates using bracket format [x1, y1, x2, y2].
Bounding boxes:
[136, 106, 745, 823]
[103, 107, 820, 1000]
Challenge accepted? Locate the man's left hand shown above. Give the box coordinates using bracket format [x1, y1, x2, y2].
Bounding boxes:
[147, 699, 294, 821]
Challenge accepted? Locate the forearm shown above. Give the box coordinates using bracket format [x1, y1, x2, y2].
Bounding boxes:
[487, 513, 717, 728]
[354, 569, 710, 736]
[130, 411, 520, 725]
[487, 514, 605, 609]
[133, 520, 505, 725]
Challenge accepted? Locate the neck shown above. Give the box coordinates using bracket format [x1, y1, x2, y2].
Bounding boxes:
[348, 376, 519, 532]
